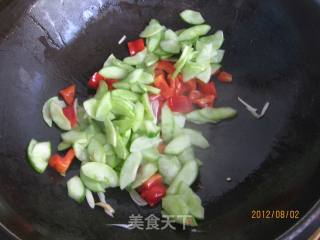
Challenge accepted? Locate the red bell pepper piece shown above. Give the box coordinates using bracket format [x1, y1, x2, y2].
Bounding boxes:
[127, 39, 145, 56]
[217, 71, 232, 83]
[188, 90, 203, 102]
[156, 61, 175, 74]
[88, 72, 105, 89]
[49, 148, 75, 176]
[197, 81, 217, 96]
[104, 78, 118, 90]
[63, 102, 77, 128]
[193, 95, 215, 108]
[154, 74, 174, 99]
[59, 84, 76, 105]
[168, 95, 193, 113]
[139, 173, 163, 192]
[140, 183, 167, 207]
[183, 79, 197, 94]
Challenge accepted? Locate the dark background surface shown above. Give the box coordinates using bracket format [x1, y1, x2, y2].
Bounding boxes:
[0, 0, 320, 239]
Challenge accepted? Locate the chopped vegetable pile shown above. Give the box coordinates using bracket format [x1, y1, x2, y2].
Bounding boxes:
[27, 10, 238, 227]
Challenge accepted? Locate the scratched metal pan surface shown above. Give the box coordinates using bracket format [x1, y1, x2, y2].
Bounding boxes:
[0, 0, 320, 239]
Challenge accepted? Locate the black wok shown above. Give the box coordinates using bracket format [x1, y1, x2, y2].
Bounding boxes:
[0, 0, 319, 239]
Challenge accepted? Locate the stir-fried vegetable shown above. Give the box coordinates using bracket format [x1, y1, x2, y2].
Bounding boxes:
[26, 9, 239, 227]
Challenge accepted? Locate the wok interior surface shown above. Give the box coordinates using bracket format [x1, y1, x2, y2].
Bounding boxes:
[0, 0, 320, 239]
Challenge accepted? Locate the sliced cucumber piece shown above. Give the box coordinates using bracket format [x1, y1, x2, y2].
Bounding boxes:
[178, 24, 211, 42]
[95, 81, 109, 100]
[27, 139, 51, 174]
[111, 89, 139, 102]
[42, 97, 63, 127]
[57, 141, 72, 151]
[178, 147, 195, 165]
[49, 101, 71, 130]
[180, 9, 205, 25]
[67, 176, 86, 203]
[146, 30, 163, 52]
[111, 97, 135, 118]
[141, 147, 160, 162]
[113, 82, 131, 90]
[144, 52, 159, 66]
[164, 134, 191, 155]
[73, 139, 89, 162]
[178, 182, 204, 219]
[140, 19, 164, 38]
[161, 104, 174, 142]
[167, 160, 198, 194]
[141, 93, 155, 120]
[103, 119, 117, 147]
[162, 194, 189, 216]
[83, 98, 98, 119]
[186, 110, 208, 124]
[95, 92, 112, 121]
[119, 152, 142, 189]
[61, 130, 86, 144]
[130, 136, 162, 153]
[99, 66, 128, 80]
[131, 162, 158, 189]
[80, 171, 107, 192]
[132, 102, 145, 132]
[81, 162, 119, 187]
[123, 49, 147, 66]
[182, 128, 209, 149]
[122, 68, 143, 84]
[114, 133, 129, 160]
[143, 120, 160, 138]
[199, 107, 237, 122]
[158, 155, 181, 184]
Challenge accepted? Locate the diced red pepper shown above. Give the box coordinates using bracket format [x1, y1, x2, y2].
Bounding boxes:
[127, 39, 145, 56]
[156, 61, 175, 74]
[197, 81, 217, 96]
[154, 73, 174, 99]
[63, 103, 77, 128]
[168, 74, 183, 95]
[217, 71, 232, 83]
[59, 84, 76, 105]
[188, 90, 203, 102]
[88, 72, 105, 89]
[193, 95, 216, 108]
[139, 173, 163, 192]
[49, 148, 75, 176]
[183, 79, 197, 94]
[168, 95, 193, 113]
[140, 183, 167, 207]
[104, 78, 118, 90]
[158, 143, 166, 154]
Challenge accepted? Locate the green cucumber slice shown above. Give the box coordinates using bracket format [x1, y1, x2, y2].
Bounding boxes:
[95, 92, 112, 121]
[130, 136, 162, 153]
[131, 162, 158, 189]
[50, 101, 71, 130]
[81, 162, 119, 187]
[161, 104, 174, 142]
[164, 134, 191, 155]
[104, 119, 117, 147]
[182, 128, 209, 149]
[167, 160, 198, 194]
[99, 66, 128, 80]
[119, 152, 142, 189]
[27, 139, 51, 174]
[158, 155, 181, 184]
[180, 10, 205, 25]
[178, 24, 211, 42]
[80, 171, 107, 192]
[67, 176, 86, 203]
